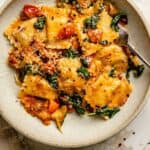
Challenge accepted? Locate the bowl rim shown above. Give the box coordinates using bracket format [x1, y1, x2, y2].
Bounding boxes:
[0, 0, 150, 148]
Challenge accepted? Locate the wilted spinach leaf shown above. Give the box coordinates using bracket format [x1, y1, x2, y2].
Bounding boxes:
[84, 14, 100, 29]
[63, 48, 79, 58]
[44, 71, 59, 89]
[111, 12, 127, 31]
[34, 16, 46, 30]
[89, 107, 120, 118]
[69, 94, 85, 115]
[77, 66, 90, 79]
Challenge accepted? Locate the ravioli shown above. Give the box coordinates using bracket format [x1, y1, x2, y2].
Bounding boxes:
[41, 6, 74, 49]
[4, 18, 47, 48]
[19, 75, 57, 101]
[97, 10, 119, 42]
[96, 44, 128, 72]
[57, 58, 85, 94]
[74, 10, 119, 56]
[84, 73, 132, 108]
[75, 16, 102, 55]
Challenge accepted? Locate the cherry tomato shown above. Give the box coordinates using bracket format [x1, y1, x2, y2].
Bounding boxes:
[23, 4, 42, 18]
[58, 24, 76, 40]
[87, 29, 102, 43]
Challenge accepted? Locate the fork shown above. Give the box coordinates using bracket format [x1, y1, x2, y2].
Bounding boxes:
[118, 25, 150, 68]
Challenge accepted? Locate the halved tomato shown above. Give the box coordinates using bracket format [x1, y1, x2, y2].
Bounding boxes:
[23, 4, 42, 18]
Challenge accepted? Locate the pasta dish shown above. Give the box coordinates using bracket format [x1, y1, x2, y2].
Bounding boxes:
[4, 0, 144, 131]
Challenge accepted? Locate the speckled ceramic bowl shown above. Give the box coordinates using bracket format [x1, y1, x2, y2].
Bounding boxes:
[0, 0, 150, 148]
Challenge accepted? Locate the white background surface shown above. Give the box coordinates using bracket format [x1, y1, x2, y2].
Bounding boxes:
[0, 0, 150, 150]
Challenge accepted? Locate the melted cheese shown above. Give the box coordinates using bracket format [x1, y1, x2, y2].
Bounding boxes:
[57, 58, 85, 93]
[41, 6, 73, 49]
[97, 10, 119, 42]
[84, 73, 132, 108]
[75, 10, 118, 56]
[19, 75, 57, 101]
[97, 44, 128, 72]
[88, 59, 102, 77]
[4, 18, 47, 48]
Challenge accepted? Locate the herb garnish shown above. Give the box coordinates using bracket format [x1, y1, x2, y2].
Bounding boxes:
[44, 71, 59, 89]
[63, 48, 79, 58]
[34, 16, 46, 30]
[18, 64, 59, 89]
[69, 94, 85, 115]
[89, 107, 120, 118]
[59, 92, 85, 115]
[84, 14, 100, 29]
[77, 66, 90, 79]
[111, 12, 127, 31]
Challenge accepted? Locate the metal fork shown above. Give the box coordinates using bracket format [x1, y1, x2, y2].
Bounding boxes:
[118, 25, 150, 68]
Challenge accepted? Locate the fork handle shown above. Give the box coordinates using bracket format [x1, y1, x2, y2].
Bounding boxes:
[128, 44, 150, 68]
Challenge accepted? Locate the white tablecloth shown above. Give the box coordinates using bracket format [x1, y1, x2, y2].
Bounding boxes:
[0, 0, 150, 150]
